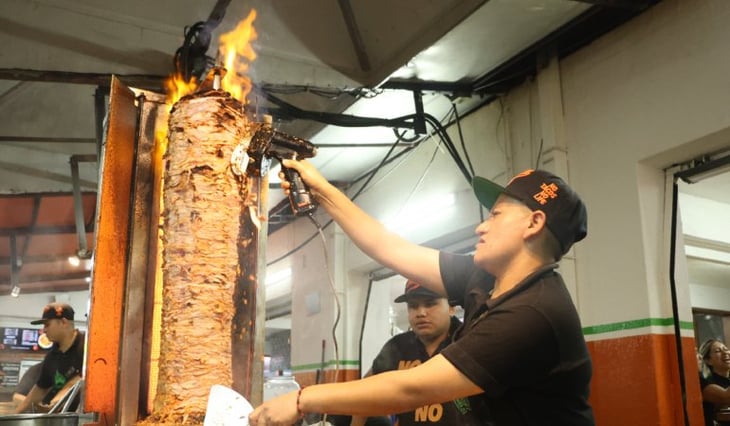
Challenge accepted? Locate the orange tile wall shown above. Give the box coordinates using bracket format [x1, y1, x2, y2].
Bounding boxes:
[587, 334, 704, 425]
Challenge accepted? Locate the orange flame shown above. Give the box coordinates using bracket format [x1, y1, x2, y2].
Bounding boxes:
[164, 73, 198, 107]
[163, 9, 258, 107]
[219, 9, 258, 102]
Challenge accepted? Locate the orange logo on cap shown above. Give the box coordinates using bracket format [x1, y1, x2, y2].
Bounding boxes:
[55, 306, 63, 318]
[508, 169, 534, 185]
[533, 183, 559, 205]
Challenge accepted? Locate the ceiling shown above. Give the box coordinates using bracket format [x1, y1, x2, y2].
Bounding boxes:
[0, 0, 666, 296]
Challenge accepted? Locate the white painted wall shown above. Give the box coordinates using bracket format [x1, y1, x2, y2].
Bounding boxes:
[560, 0, 730, 328]
[679, 192, 730, 244]
[679, 192, 730, 310]
[691, 285, 730, 312]
[0, 290, 89, 329]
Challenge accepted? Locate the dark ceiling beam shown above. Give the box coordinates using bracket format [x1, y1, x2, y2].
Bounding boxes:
[0, 270, 90, 286]
[337, 0, 371, 72]
[0, 280, 90, 296]
[0, 160, 97, 189]
[0, 68, 166, 91]
[19, 195, 42, 260]
[0, 254, 84, 264]
[380, 78, 474, 98]
[0, 191, 96, 199]
[0, 136, 96, 144]
[567, 0, 656, 10]
[0, 224, 95, 237]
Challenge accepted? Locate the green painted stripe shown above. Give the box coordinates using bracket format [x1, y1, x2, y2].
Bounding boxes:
[292, 319, 692, 371]
[292, 360, 359, 371]
[583, 317, 694, 335]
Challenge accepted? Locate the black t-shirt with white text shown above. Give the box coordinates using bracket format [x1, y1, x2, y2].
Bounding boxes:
[370, 317, 491, 425]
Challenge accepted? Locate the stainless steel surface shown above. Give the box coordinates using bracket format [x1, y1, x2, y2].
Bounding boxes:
[0, 414, 79, 426]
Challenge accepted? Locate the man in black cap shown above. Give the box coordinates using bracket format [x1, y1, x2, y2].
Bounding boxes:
[14, 302, 84, 414]
[351, 279, 487, 426]
[251, 164, 594, 426]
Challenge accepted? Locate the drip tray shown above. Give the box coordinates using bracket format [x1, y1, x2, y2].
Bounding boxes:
[0, 413, 95, 426]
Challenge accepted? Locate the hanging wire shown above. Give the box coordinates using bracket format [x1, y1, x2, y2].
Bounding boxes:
[451, 102, 475, 178]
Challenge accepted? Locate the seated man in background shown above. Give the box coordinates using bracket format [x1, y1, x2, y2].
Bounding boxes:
[13, 303, 84, 414]
[12, 362, 43, 407]
[352, 279, 488, 426]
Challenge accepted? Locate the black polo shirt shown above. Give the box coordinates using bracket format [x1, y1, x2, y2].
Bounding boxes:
[38, 330, 84, 404]
[439, 253, 594, 426]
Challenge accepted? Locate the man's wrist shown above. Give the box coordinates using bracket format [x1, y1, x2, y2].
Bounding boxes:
[296, 387, 305, 419]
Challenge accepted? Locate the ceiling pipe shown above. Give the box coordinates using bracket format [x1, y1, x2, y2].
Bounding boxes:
[0, 136, 96, 143]
[10, 233, 20, 297]
[70, 154, 98, 259]
[94, 86, 110, 161]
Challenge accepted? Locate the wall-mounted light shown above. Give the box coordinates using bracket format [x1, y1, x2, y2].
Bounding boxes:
[10, 285, 20, 298]
[68, 255, 81, 267]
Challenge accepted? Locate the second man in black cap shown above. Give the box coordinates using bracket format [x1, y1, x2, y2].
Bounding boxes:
[351, 279, 489, 425]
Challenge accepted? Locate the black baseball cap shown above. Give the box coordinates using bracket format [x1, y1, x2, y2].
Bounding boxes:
[30, 303, 75, 325]
[472, 169, 588, 254]
[394, 279, 443, 303]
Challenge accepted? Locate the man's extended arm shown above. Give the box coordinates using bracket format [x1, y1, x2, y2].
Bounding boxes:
[13, 384, 48, 414]
[283, 159, 446, 296]
[251, 354, 483, 425]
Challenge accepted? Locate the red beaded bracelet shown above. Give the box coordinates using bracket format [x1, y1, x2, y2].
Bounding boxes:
[296, 388, 305, 419]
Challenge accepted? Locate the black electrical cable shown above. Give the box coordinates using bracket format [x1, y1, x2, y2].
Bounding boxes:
[452, 103, 475, 178]
[258, 89, 416, 130]
[266, 112, 471, 266]
[669, 178, 691, 426]
[422, 113, 472, 184]
[258, 86, 474, 185]
[392, 128, 420, 143]
[535, 138, 544, 170]
[358, 278, 375, 379]
[267, 135, 418, 267]
[265, 97, 476, 266]
[350, 133, 410, 199]
[389, 136, 443, 221]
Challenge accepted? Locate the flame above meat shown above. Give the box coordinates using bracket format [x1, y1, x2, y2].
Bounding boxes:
[164, 9, 258, 106]
[219, 9, 258, 102]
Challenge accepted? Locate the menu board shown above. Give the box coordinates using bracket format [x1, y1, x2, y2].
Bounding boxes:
[0, 327, 42, 351]
[0, 361, 20, 387]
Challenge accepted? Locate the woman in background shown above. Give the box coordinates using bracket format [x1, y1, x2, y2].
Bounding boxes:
[699, 338, 730, 425]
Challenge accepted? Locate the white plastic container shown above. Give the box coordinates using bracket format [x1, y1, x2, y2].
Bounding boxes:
[262, 374, 300, 402]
